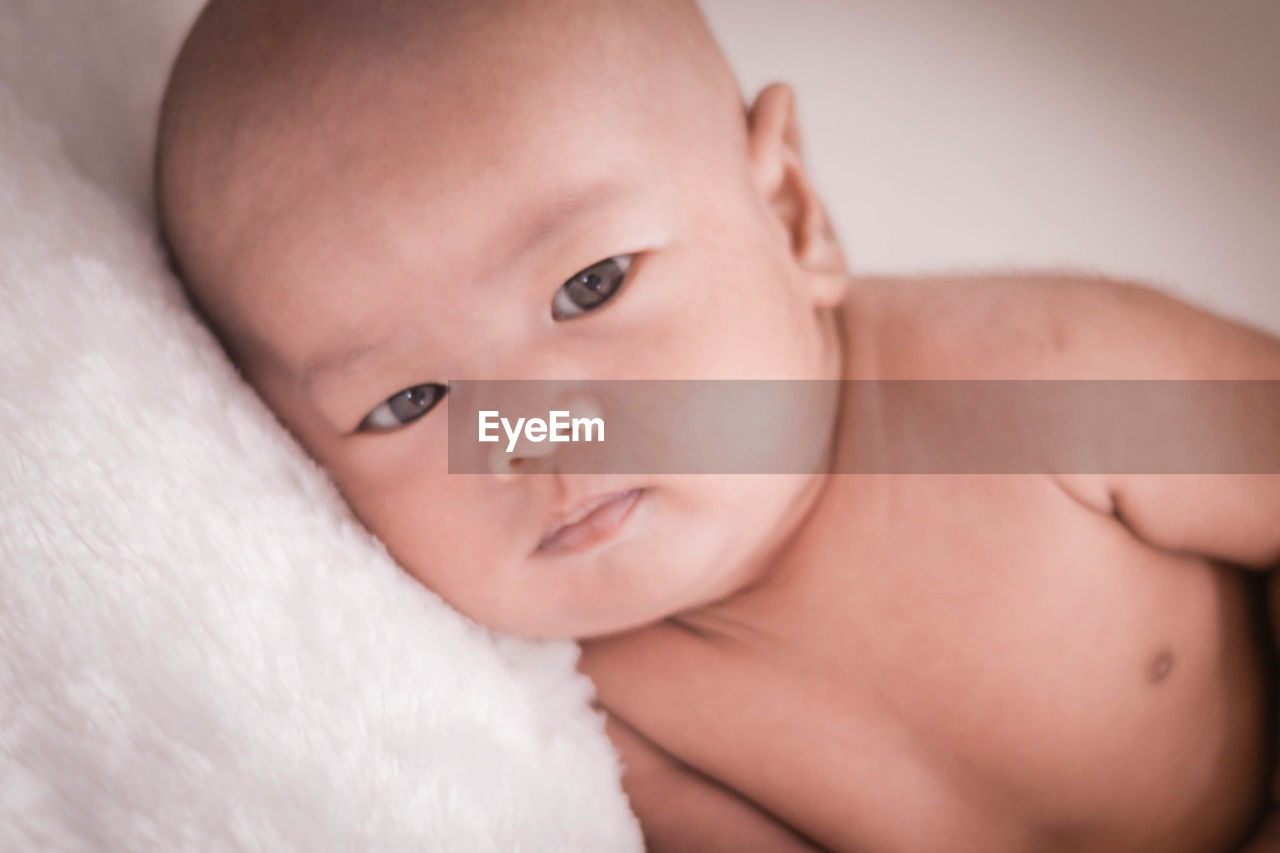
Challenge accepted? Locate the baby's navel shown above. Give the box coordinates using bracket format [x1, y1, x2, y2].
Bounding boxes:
[1146, 647, 1175, 683]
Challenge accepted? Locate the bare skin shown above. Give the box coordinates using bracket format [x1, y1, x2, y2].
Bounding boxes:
[582, 275, 1280, 852]
[155, 2, 1280, 850]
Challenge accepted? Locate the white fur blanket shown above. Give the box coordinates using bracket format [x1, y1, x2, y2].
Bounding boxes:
[0, 3, 640, 850]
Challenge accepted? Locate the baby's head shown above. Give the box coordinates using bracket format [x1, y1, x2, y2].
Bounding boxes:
[157, 0, 850, 638]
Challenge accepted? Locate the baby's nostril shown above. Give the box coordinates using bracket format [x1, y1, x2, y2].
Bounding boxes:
[487, 444, 523, 481]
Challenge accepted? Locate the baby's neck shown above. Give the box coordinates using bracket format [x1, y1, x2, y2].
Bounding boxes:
[677, 290, 870, 614]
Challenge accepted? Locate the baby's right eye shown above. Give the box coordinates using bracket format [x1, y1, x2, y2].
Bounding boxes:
[359, 383, 448, 432]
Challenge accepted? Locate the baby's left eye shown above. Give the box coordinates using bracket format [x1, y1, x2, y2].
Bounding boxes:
[551, 255, 633, 320]
[359, 383, 447, 433]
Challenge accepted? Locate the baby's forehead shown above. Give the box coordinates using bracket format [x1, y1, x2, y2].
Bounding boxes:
[163, 0, 740, 185]
[158, 0, 746, 359]
[212, 129, 676, 380]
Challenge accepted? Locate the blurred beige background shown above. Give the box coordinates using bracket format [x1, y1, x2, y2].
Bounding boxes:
[701, 0, 1280, 334]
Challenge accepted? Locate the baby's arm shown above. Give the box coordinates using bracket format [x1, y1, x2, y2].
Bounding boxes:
[1239, 579, 1280, 852]
[1049, 280, 1280, 568]
[1233, 576, 1280, 853]
[1049, 280, 1280, 847]
[601, 707, 821, 852]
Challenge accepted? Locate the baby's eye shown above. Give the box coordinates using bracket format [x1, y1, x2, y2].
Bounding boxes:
[359, 383, 448, 432]
[551, 255, 633, 320]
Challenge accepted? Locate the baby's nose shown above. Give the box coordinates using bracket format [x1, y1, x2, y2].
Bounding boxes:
[487, 431, 554, 480]
[485, 389, 606, 481]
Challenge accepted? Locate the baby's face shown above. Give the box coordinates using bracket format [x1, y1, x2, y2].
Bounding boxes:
[168, 1, 846, 637]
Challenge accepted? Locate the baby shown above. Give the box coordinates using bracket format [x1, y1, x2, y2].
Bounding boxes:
[154, 1, 1280, 850]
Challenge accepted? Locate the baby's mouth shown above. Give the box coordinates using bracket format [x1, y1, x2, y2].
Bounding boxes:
[537, 489, 642, 555]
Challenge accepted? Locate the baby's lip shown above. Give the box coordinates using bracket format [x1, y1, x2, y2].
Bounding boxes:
[536, 489, 642, 555]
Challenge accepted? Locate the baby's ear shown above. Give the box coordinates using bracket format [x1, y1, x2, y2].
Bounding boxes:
[747, 83, 847, 304]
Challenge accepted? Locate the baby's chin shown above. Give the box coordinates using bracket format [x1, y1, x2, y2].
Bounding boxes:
[478, 482, 798, 639]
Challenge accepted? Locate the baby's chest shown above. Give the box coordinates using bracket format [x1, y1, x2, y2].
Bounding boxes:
[586, 477, 1270, 851]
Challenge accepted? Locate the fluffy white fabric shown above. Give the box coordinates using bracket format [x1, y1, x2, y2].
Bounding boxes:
[0, 3, 641, 850]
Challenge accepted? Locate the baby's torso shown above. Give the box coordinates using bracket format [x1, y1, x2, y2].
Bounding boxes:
[580, 276, 1274, 852]
[581, 473, 1271, 852]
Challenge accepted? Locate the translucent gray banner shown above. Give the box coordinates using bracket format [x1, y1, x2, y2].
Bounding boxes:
[445, 380, 1280, 474]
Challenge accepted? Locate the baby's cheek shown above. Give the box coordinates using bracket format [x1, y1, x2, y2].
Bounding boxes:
[368, 474, 469, 550]
[323, 448, 456, 557]
[360, 484, 500, 607]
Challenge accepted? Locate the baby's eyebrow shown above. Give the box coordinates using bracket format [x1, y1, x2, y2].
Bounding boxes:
[511, 180, 632, 264]
[300, 341, 379, 389]
[297, 179, 634, 388]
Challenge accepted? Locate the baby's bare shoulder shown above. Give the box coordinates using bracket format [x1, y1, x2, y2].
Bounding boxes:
[856, 271, 1280, 379]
